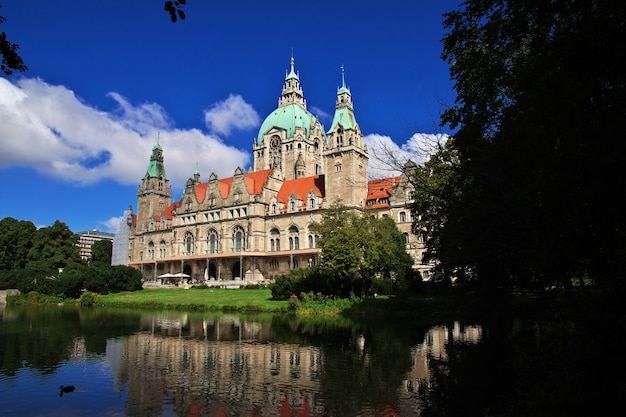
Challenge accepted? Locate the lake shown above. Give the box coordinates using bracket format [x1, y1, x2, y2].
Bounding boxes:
[0, 302, 621, 416]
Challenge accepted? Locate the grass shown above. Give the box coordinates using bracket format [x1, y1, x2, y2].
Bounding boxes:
[99, 287, 290, 313]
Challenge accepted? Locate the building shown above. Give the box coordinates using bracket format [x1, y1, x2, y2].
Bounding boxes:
[76, 229, 115, 261]
[123, 58, 433, 285]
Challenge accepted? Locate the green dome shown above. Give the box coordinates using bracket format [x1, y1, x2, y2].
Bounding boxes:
[256, 103, 316, 145]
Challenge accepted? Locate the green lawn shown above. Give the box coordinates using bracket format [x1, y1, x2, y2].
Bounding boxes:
[99, 287, 289, 312]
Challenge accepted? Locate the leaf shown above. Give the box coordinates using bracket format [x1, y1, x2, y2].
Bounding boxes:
[178, 10, 186, 20]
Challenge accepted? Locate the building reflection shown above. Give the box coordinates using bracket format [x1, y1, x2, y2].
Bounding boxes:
[105, 315, 482, 417]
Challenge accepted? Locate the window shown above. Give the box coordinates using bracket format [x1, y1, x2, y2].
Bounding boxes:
[233, 226, 245, 252]
[148, 241, 155, 260]
[289, 226, 299, 250]
[159, 240, 166, 258]
[403, 233, 410, 245]
[399, 211, 407, 223]
[270, 228, 280, 251]
[184, 232, 194, 255]
[335, 162, 342, 172]
[208, 230, 218, 254]
[269, 259, 279, 270]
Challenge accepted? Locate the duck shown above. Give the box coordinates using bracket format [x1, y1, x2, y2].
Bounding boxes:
[59, 385, 75, 396]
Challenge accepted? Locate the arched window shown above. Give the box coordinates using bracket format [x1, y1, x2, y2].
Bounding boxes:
[184, 232, 194, 255]
[159, 240, 166, 258]
[207, 230, 218, 254]
[308, 235, 313, 248]
[148, 241, 155, 260]
[403, 233, 410, 245]
[233, 226, 245, 252]
[289, 226, 299, 250]
[399, 211, 407, 223]
[269, 259, 279, 270]
[270, 228, 280, 252]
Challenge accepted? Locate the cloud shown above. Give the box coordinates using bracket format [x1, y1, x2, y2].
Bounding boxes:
[203, 94, 260, 136]
[309, 106, 332, 125]
[100, 216, 124, 233]
[0, 77, 250, 186]
[364, 132, 448, 179]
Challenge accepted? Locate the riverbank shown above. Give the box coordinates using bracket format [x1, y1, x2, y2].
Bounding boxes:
[99, 287, 290, 312]
[6, 285, 620, 319]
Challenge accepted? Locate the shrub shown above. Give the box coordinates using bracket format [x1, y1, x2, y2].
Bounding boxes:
[79, 291, 101, 306]
[288, 294, 300, 312]
[270, 272, 305, 300]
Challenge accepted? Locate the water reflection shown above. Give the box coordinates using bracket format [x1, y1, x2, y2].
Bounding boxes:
[1, 305, 483, 416]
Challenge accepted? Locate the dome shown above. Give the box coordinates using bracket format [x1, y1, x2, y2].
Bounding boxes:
[256, 103, 317, 145]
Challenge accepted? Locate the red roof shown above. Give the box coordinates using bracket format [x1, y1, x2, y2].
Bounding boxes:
[162, 201, 180, 220]
[366, 176, 400, 209]
[192, 169, 273, 201]
[277, 175, 325, 204]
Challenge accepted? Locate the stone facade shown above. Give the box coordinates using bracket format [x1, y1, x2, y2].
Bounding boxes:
[125, 59, 433, 286]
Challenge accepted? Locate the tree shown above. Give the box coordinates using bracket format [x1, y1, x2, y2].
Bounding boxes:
[0, 217, 36, 271]
[427, 0, 626, 291]
[26, 220, 80, 275]
[312, 203, 414, 298]
[164, 0, 187, 22]
[90, 239, 112, 267]
[0, 5, 27, 75]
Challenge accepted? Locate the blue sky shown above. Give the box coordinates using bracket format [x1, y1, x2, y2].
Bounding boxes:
[0, 0, 459, 233]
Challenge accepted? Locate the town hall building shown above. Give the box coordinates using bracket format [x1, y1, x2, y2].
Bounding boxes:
[117, 58, 431, 286]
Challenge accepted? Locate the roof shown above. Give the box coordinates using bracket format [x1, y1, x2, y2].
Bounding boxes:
[189, 169, 273, 202]
[257, 103, 317, 145]
[366, 176, 401, 209]
[329, 106, 357, 132]
[277, 175, 325, 204]
[162, 201, 180, 220]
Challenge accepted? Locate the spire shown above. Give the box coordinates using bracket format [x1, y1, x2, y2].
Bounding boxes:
[146, 135, 167, 179]
[279, 55, 305, 108]
[193, 162, 200, 183]
[337, 64, 351, 95]
[286, 54, 299, 81]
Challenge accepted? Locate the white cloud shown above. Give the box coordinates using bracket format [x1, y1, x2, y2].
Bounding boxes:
[364, 132, 448, 179]
[100, 216, 124, 233]
[309, 106, 332, 125]
[203, 94, 260, 136]
[0, 77, 250, 186]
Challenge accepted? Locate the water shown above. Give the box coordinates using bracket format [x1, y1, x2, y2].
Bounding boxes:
[0, 303, 621, 416]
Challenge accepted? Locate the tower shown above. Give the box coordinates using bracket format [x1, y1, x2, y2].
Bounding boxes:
[324, 66, 369, 207]
[136, 140, 172, 231]
[253, 57, 326, 180]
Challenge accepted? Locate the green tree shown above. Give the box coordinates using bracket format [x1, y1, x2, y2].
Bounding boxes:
[105, 265, 143, 293]
[312, 203, 414, 297]
[90, 239, 112, 267]
[26, 221, 80, 276]
[427, 0, 626, 291]
[0, 217, 36, 271]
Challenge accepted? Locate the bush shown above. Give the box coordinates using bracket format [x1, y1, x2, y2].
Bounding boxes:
[270, 273, 304, 300]
[79, 291, 101, 306]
